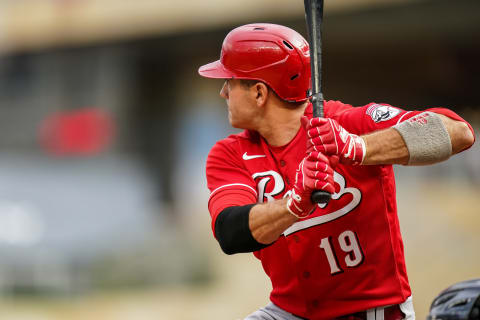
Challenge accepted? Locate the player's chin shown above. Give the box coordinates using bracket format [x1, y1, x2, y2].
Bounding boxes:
[228, 114, 251, 130]
[230, 120, 248, 130]
[228, 112, 235, 126]
[228, 114, 240, 128]
[230, 121, 242, 129]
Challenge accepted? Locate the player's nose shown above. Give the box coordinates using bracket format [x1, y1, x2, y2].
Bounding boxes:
[220, 81, 228, 99]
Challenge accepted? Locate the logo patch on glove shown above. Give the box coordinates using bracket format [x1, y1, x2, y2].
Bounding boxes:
[366, 104, 400, 123]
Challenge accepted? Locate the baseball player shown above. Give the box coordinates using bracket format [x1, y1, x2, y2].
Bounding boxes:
[199, 23, 475, 320]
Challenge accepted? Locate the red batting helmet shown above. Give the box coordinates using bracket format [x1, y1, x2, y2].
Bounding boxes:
[198, 23, 311, 102]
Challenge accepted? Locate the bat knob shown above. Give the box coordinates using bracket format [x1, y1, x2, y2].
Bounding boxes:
[311, 190, 331, 205]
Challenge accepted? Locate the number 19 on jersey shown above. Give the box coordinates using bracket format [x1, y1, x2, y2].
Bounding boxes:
[319, 230, 364, 275]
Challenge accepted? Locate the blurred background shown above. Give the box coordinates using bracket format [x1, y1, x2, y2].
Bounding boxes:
[0, 0, 479, 319]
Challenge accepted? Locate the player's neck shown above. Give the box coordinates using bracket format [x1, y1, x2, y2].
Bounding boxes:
[257, 104, 306, 147]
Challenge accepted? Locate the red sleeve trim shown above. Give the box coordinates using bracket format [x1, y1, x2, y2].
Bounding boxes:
[209, 183, 257, 200]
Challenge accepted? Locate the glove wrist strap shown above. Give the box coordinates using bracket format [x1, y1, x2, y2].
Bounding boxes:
[286, 197, 311, 219]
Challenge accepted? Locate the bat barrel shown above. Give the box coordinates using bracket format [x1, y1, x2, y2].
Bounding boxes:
[304, 0, 324, 118]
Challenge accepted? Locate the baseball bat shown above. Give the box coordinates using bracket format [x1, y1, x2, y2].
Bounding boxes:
[304, 0, 331, 205]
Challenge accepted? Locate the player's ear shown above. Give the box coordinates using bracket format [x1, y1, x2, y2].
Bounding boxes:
[253, 82, 269, 107]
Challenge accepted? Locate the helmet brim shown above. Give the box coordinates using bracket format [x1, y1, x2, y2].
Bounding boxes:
[198, 60, 235, 79]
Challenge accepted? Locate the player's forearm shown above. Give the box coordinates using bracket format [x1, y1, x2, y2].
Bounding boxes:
[362, 128, 409, 165]
[249, 198, 298, 245]
[362, 113, 474, 165]
[214, 199, 298, 254]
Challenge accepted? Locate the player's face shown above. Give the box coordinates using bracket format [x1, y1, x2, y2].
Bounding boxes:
[220, 79, 259, 129]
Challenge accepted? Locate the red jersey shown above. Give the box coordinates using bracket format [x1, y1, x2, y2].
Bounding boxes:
[206, 100, 473, 319]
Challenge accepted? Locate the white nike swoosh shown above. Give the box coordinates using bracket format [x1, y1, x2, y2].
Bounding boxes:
[242, 152, 266, 160]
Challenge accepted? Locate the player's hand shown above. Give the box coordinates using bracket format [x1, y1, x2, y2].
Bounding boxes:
[286, 152, 335, 219]
[303, 116, 366, 165]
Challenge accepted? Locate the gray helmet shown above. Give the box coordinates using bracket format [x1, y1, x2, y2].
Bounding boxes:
[428, 279, 480, 320]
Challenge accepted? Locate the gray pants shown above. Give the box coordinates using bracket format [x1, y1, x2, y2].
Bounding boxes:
[244, 303, 305, 320]
[244, 297, 415, 320]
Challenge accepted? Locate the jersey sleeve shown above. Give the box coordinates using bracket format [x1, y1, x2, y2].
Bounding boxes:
[206, 138, 258, 235]
[327, 101, 475, 147]
[326, 101, 410, 135]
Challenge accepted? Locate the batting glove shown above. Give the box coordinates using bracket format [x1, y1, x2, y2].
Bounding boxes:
[286, 152, 336, 219]
[303, 117, 366, 165]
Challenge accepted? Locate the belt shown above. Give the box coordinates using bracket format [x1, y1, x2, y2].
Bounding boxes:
[335, 304, 405, 320]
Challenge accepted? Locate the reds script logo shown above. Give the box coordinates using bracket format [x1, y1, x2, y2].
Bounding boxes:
[252, 170, 285, 203]
[252, 170, 361, 235]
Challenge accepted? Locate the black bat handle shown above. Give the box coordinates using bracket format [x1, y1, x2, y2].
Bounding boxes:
[305, 0, 331, 205]
[310, 93, 331, 205]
